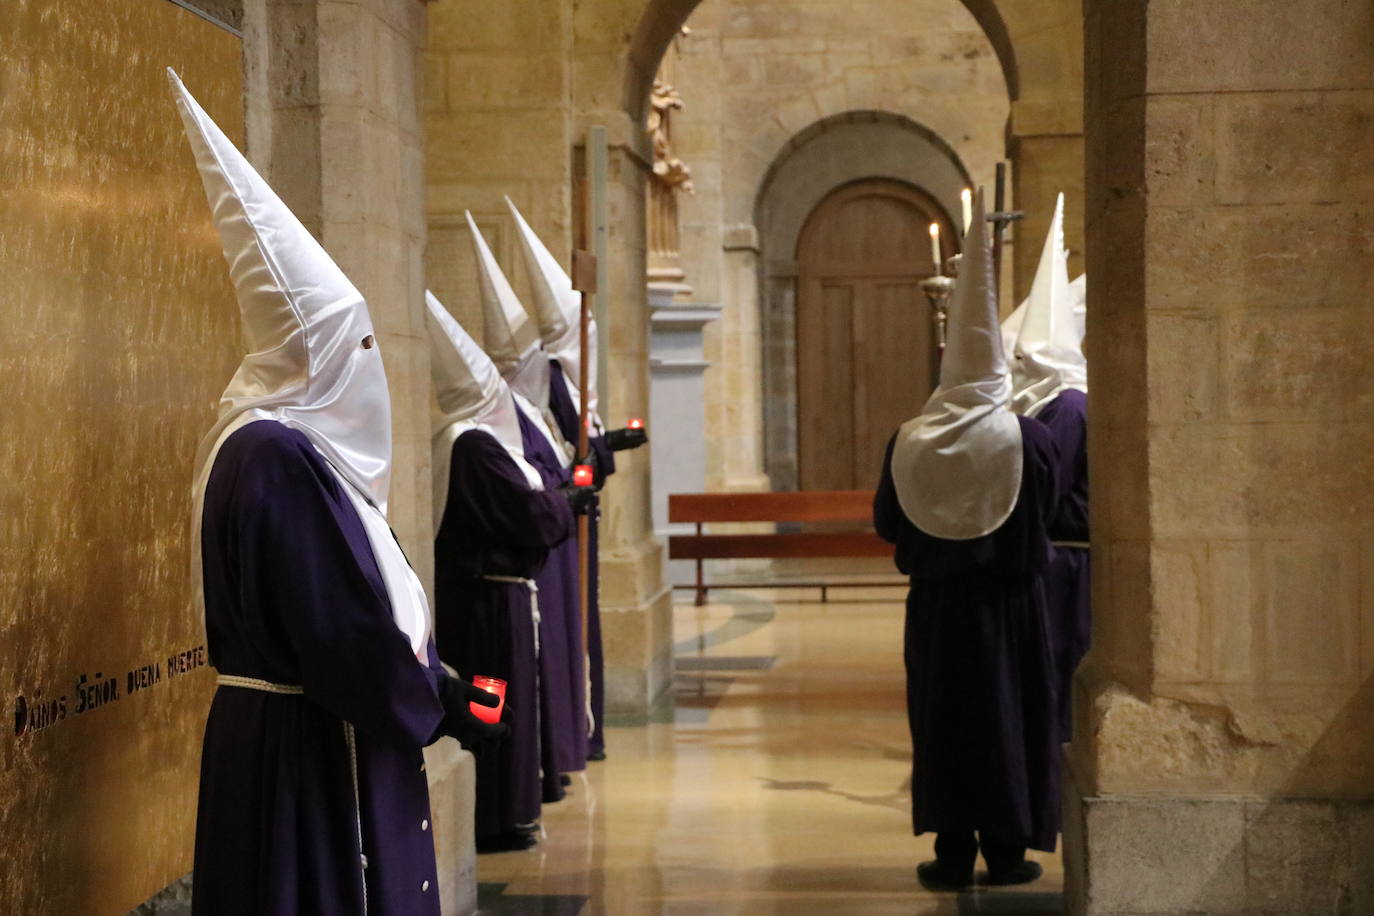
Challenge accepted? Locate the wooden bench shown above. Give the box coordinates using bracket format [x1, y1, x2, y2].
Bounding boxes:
[667, 490, 901, 606]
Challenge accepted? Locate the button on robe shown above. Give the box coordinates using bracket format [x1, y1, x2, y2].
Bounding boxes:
[195, 420, 447, 916]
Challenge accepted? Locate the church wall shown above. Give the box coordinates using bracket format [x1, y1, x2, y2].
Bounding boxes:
[0, 3, 243, 912]
[1070, 0, 1374, 911]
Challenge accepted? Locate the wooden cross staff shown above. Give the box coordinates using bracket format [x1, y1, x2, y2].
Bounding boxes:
[570, 240, 596, 650]
[988, 161, 1024, 303]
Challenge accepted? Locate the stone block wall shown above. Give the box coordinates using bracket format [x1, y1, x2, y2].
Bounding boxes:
[1072, 0, 1374, 910]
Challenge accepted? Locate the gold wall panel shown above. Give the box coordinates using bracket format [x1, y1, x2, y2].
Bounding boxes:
[0, 1, 243, 912]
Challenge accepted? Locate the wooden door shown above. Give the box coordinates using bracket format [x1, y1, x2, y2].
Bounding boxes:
[796, 180, 953, 490]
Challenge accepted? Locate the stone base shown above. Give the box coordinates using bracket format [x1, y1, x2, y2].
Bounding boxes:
[425, 740, 478, 916]
[1064, 764, 1374, 915]
[603, 584, 676, 723]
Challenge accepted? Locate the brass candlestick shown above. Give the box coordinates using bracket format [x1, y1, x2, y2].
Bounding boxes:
[920, 273, 956, 357]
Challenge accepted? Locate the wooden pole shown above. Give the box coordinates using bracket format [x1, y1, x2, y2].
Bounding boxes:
[571, 168, 598, 656]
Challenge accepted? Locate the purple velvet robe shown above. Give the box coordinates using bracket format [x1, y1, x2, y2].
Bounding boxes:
[548, 361, 614, 757]
[432, 428, 573, 837]
[873, 416, 1062, 852]
[196, 420, 447, 916]
[1034, 389, 1090, 741]
[516, 410, 588, 784]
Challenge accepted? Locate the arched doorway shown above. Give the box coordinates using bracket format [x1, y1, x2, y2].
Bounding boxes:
[794, 179, 955, 490]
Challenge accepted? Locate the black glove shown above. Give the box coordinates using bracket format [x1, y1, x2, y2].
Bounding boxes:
[563, 482, 597, 513]
[437, 674, 510, 754]
[605, 427, 648, 451]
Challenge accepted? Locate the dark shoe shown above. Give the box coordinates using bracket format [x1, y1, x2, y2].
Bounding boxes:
[560, 773, 572, 786]
[588, 749, 606, 762]
[476, 831, 537, 854]
[512, 822, 539, 836]
[987, 860, 1042, 886]
[916, 859, 973, 890]
[542, 785, 565, 804]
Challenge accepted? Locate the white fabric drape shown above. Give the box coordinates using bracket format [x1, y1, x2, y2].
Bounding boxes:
[171, 69, 431, 659]
[890, 189, 1024, 540]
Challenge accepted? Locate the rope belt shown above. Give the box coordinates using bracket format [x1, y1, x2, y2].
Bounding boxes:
[481, 575, 541, 656]
[1053, 540, 1091, 550]
[215, 674, 303, 694]
[215, 673, 368, 911]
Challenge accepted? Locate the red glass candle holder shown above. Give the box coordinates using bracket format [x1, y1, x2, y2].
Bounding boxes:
[572, 464, 594, 487]
[469, 676, 506, 724]
[627, 417, 644, 430]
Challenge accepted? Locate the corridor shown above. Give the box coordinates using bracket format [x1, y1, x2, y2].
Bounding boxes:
[477, 590, 1066, 914]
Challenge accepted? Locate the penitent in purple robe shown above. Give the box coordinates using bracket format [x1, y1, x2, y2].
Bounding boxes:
[1033, 389, 1090, 741]
[433, 428, 573, 838]
[873, 415, 1062, 853]
[516, 410, 588, 793]
[548, 360, 615, 758]
[196, 420, 447, 916]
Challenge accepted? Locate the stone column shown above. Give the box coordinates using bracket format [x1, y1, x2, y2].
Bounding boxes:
[243, 4, 477, 913]
[597, 139, 677, 722]
[1068, 2, 1374, 913]
[1008, 101, 1085, 304]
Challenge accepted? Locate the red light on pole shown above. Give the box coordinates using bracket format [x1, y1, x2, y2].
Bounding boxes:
[573, 464, 594, 487]
[627, 417, 644, 430]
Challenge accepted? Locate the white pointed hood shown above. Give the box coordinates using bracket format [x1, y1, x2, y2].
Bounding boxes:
[1010, 193, 1087, 416]
[891, 189, 1023, 540]
[465, 212, 556, 416]
[505, 196, 601, 426]
[1069, 273, 1087, 345]
[425, 290, 543, 527]
[173, 69, 430, 658]
[1000, 299, 1027, 360]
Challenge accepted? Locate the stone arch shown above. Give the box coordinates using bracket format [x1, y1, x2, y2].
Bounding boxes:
[753, 111, 973, 489]
[623, 0, 1021, 122]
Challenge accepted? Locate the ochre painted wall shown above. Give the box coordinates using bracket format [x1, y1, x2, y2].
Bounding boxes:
[0, 1, 243, 912]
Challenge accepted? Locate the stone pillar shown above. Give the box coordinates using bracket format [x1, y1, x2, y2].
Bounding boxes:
[716, 225, 770, 493]
[1068, 2, 1374, 913]
[648, 291, 721, 582]
[597, 140, 677, 722]
[1008, 101, 1085, 304]
[243, 4, 477, 913]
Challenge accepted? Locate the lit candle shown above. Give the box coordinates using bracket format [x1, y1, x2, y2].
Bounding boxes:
[573, 464, 594, 487]
[627, 418, 644, 430]
[469, 676, 507, 724]
[961, 188, 973, 234]
[929, 223, 941, 275]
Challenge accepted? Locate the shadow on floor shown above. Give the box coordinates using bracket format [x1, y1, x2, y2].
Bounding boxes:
[477, 882, 587, 915]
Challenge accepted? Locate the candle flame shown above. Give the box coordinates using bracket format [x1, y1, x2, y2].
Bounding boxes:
[929, 223, 940, 238]
[960, 188, 972, 203]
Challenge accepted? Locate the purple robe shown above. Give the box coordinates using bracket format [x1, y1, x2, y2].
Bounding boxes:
[548, 361, 614, 757]
[515, 408, 589, 791]
[196, 420, 447, 916]
[1034, 389, 1090, 741]
[873, 416, 1062, 853]
[432, 428, 573, 837]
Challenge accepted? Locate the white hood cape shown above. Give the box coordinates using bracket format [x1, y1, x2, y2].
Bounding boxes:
[172, 69, 431, 659]
[1010, 193, 1087, 416]
[891, 189, 1024, 540]
[465, 212, 571, 466]
[505, 196, 602, 430]
[425, 289, 544, 529]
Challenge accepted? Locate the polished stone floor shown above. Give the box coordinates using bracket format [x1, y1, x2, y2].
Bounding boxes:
[477, 590, 1065, 914]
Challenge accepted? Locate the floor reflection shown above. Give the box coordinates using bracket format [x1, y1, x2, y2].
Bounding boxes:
[476, 591, 1066, 915]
